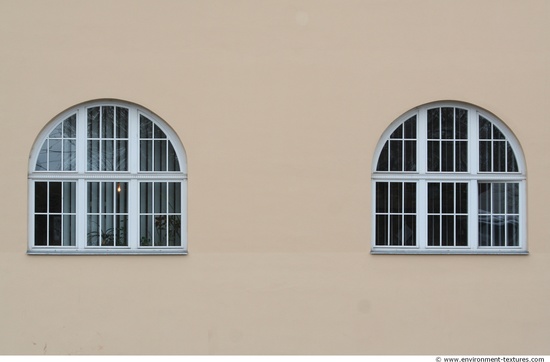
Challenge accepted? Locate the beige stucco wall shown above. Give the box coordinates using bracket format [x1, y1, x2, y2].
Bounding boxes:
[0, 0, 549, 355]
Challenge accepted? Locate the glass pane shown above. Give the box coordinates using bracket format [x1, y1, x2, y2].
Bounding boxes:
[478, 183, 491, 214]
[154, 215, 167, 246]
[493, 125, 505, 139]
[168, 182, 181, 213]
[168, 216, 182, 246]
[404, 183, 416, 214]
[493, 141, 506, 172]
[428, 183, 440, 213]
[35, 182, 48, 213]
[88, 140, 100, 171]
[456, 216, 468, 246]
[455, 108, 468, 139]
[140, 215, 153, 246]
[479, 116, 491, 139]
[441, 183, 454, 214]
[403, 215, 416, 246]
[116, 108, 129, 138]
[102, 182, 114, 214]
[376, 142, 389, 171]
[87, 107, 100, 138]
[64, 115, 76, 138]
[427, 108, 440, 139]
[140, 183, 153, 213]
[102, 140, 114, 171]
[441, 107, 454, 139]
[455, 141, 467, 172]
[140, 116, 153, 138]
[389, 182, 402, 213]
[49, 139, 62, 171]
[427, 141, 439, 171]
[492, 183, 505, 214]
[404, 116, 416, 139]
[376, 182, 388, 213]
[507, 216, 519, 247]
[479, 141, 491, 172]
[441, 141, 453, 172]
[102, 106, 114, 138]
[88, 182, 99, 213]
[168, 142, 180, 171]
[428, 215, 440, 246]
[154, 124, 167, 139]
[35, 215, 47, 246]
[389, 140, 402, 171]
[36, 141, 48, 171]
[116, 182, 128, 213]
[140, 140, 152, 171]
[478, 216, 491, 246]
[455, 183, 468, 214]
[101, 215, 114, 246]
[154, 140, 167, 171]
[389, 215, 402, 246]
[115, 215, 128, 246]
[63, 139, 76, 171]
[506, 183, 519, 214]
[493, 216, 505, 246]
[404, 140, 416, 171]
[87, 215, 100, 246]
[63, 215, 75, 246]
[63, 182, 76, 213]
[116, 140, 128, 171]
[507, 143, 518, 172]
[375, 215, 388, 246]
[49, 182, 62, 213]
[390, 124, 402, 139]
[154, 182, 167, 213]
[49, 215, 62, 246]
[50, 122, 62, 138]
[441, 215, 454, 246]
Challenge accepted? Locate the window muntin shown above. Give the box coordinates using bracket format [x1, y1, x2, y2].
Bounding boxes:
[29, 101, 187, 254]
[372, 102, 526, 254]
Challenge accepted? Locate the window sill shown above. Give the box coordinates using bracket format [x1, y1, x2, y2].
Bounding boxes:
[371, 249, 528, 255]
[27, 249, 188, 255]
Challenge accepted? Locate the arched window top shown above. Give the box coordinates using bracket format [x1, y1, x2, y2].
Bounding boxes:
[373, 101, 525, 176]
[29, 100, 187, 175]
[28, 100, 187, 255]
[372, 101, 526, 254]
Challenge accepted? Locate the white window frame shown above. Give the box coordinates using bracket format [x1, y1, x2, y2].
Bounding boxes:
[28, 100, 188, 255]
[371, 101, 527, 254]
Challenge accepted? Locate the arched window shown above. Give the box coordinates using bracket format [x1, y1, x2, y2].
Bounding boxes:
[28, 100, 187, 254]
[372, 102, 526, 254]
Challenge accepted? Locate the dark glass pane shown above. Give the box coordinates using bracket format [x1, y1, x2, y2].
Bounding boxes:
[456, 183, 468, 214]
[493, 125, 505, 139]
[49, 215, 62, 246]
[116, 182, 128, 213]
[389, 215, 402, 246]
[102, 140, 114, 171]
[154, 140, 168, 171]
[456, 216, 468, 246]
[375, 215, 388, 246]
[154, 182, 167, 213]
[493, 216, 505, 246]
[140, 182, 153, 213]
[36, 141, 48, 171]
[478, 183, 491, 214]
[50, 122, 62, 138]
[427, 108, 440, 139]
[427, 141, 439, 171]
[441, 141, 454, 172]
[441, 183, 454, 214]
[154, 124, 167, 139]
[35, 215, 47, 246]
[493, 141, 506, 172]
[63, 139, 76, 171]
[102, 106, 114, 138]
[390, 124, 402, 139]
[404, 140, 416, 171]
[441, 107, 454, 139]
[404, 215, 416, 246]
[492, 183, 505, 214]
[88, 140, 100, 171]
[455, 141, 467, 172]
[49, 139, 62, 171]
[428, 215, 440, 246]
[507, 216, 519, 247]
[115, 215, 128, 246]
[87, 107, 100, 138]
[404, 116, 416, 139]
[116, 140, 128, 171]
[63, 215, 75, 246]
[64, 115, 76, 138]
[49, 182, 62, 213]
[455, 108, 468, 139]
[389, 182, 402, 213]
[376, 142, 389, 171]
[154, 215, 167, 246]
[479, 116, 491, 139]
[389, 140, 402, 171]
[100, 215, 114, 246]
[375, 182, 388, 213]
[88, 182, 99, 213]
[168, 142, 180, 171]
[140, 140, 152, 171]
[428, 183, 440, 213]
[507, 143, 518, 172]
[479, 141, 491, 172]
[116, 107, 129, 138]
[506, 183, 519, 214]
[35, 182, 48, 213]
[404, 183, 416, 214]
[63, 182, 76, 213]
[478, 216, 491, 246]
[87, 215, 100, 246]
[441, 215, 454, 246]
[102, 182, 114, 214]
[140, 116, 153, 138]
[168, 215, 181, 246]
[168, 182, 181, 213]
[140, 215, 153, 246]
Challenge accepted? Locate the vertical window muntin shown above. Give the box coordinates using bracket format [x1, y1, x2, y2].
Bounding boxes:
[29, 101, 187, 254]
[372, 103, 525, 253]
